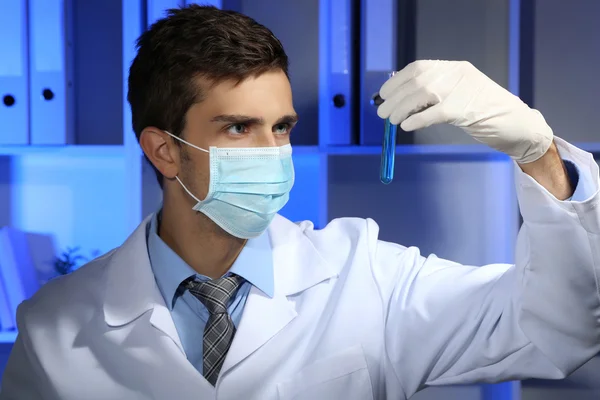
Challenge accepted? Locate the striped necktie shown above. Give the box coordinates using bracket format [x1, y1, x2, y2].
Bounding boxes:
[186, 274, 244, 385]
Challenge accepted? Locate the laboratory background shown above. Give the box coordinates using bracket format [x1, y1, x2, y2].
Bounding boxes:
[0, 0, 598, 399]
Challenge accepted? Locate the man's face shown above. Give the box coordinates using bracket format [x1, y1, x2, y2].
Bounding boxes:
[178, 69, 297, 201]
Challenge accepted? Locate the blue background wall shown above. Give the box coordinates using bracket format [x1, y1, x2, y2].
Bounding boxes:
[0, 0, 599, 398]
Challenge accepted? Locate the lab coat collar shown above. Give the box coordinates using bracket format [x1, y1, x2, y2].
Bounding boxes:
[268, 214, 338, 296]
[101, 213, 338, 364]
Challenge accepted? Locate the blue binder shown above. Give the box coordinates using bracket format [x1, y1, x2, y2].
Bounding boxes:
[0, 0, 29, 144]
[185, 0, 222, 7]
[28, 0, 74, 144]
[147, 0, 184, 24]
[360, 0, 399, 145]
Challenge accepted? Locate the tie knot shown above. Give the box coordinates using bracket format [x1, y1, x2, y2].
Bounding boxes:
[186, 274, 244, 315]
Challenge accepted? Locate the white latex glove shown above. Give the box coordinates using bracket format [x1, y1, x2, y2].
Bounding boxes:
[377, 60, 554, 164]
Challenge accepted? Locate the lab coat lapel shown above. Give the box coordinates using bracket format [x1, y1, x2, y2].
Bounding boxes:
[102, 214, 185, 355]
[100, 215, 216, 394]
[221, 215, 338, 375]
[221, 286, 297, 374]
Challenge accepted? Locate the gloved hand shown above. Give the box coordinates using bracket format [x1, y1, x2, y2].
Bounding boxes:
[376, 60, 554, 164]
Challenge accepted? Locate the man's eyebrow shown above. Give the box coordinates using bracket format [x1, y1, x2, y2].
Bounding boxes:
[210, 115, 264, 124]
[210, 114, 299, 125]
[275, 114, 299, 125]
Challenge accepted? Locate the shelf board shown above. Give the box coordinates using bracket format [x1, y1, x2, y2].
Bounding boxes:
[322, 144, 512, 161]
[0, 145, 125, 157]
[0, 331, 17, 344]
[324, 142, 600, 156]
[0, 142, 598, 158]
[576, 142, 600, 153]
[324, 143, 496, 155]
[291, 145, 320, 155]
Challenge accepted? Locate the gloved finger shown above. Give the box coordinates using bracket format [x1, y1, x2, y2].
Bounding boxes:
[400, 103, 449, 131]
[376, 93, 396, 119]
[378, 64, 447, 120]
[379, 60, 440, 100]
[385, 89, 441, 125]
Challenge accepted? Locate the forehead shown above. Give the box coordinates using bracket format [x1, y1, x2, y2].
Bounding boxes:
[195, 70, 294, 116]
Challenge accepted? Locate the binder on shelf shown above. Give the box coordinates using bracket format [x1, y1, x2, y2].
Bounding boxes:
[0, 266, 15, 331]
[147, 0, 184, 25]
[185, 0, 221, 7]
[0, 0, 29, 145]
[360, 0, 405, 146]
[0, 227, 42, 329]
[28, 0, 74, 144]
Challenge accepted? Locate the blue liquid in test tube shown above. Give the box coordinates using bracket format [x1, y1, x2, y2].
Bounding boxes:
[380, 71, 398, 184]
[380, 119, 397, 184]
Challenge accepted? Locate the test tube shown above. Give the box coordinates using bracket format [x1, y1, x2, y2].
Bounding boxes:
[379, 71, 398, 184]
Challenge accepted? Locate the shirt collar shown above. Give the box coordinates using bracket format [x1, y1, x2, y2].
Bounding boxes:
[147, 211, 274, 310]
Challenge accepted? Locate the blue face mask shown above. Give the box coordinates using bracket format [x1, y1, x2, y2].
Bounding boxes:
[163, 131, 295, 239]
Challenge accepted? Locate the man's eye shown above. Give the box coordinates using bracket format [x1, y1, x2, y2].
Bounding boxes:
[227, 124, 247, 135]
[274, 123, 290, 135]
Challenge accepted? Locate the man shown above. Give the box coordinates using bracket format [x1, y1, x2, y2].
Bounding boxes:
[2, 4, 599, 400]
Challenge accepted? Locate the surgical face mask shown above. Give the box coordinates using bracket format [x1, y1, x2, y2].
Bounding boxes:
[163, 131, 295, 239]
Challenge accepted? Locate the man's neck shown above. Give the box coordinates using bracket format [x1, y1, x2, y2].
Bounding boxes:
[158, 199, 247, 279]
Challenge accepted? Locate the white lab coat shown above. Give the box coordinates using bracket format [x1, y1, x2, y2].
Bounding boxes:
[2, 138, 600, 400]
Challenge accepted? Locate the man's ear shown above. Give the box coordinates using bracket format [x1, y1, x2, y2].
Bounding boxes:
[139, 128, 181, 180]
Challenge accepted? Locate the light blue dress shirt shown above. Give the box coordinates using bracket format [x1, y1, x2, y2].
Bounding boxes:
[146, 212, 274, 375]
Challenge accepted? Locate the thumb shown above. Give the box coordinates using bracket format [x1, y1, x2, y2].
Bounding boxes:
[400, 104, 448, 132]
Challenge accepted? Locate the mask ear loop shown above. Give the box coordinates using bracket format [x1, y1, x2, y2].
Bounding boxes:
[163, 130, 210, 153]
[163, 130, 209, 204]
[175, 176, 202, 203]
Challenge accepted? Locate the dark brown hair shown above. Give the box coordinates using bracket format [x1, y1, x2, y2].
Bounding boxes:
[127, 5, 289, 188]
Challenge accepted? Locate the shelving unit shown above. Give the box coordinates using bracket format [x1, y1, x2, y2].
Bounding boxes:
[1, 1, 599, 399]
